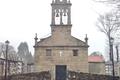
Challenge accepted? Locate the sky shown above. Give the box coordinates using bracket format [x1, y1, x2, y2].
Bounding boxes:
[0, 0, 112, 57]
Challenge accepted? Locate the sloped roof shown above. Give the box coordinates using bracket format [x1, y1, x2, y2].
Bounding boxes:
[0, 52, 5, 59]
[36, 35, 88, 47]
[88, 55, 105, 63]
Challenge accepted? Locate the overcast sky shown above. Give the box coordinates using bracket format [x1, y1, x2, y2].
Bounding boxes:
[0, 0, 112, 57]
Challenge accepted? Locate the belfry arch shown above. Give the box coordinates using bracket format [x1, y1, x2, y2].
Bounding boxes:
[51, 0, 71, 25]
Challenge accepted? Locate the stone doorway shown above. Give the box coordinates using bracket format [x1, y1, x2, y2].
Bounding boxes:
[55, 65, 67, 80]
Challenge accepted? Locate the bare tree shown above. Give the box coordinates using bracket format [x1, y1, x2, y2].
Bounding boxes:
[94, 0, 120, 3]
[0, 42, 21, 75]
[96, 12, 120, 61]
[0, 42, 16, 56]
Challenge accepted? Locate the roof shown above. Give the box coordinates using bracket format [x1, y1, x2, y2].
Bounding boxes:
[88, 55, 105, 63]
[36, 35, 88, 47]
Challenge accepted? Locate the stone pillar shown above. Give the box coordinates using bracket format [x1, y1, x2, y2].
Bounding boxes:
[85, 34, 88, 44]
[52, 8, 55, 25]
[67, 8, 71, 25]
[60, 9, 63, 25]
[34, 33, 38, 45]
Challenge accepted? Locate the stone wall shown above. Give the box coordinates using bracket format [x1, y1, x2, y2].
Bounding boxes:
[67, 71, 119, 80]
[0, 71, 51, 80]
[89, 62, 106, 75]
[0, 71, 119, 80]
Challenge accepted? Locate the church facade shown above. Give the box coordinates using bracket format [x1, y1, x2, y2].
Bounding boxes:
[34, 0, 89, 79]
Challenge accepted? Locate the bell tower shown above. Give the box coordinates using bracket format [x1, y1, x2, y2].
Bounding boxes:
[51, 0, 72, 37]
[51, 0, 72, 26]
[34, 1, 89, 79]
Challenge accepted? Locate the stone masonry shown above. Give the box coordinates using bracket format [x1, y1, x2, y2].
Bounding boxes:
[34, 0, 89, 80]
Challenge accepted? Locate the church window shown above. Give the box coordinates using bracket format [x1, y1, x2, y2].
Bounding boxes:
[73, 49, 78, 56]
[46, 49, 52, 56]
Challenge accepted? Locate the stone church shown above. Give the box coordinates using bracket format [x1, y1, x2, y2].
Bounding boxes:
[34, 0, 89, 79]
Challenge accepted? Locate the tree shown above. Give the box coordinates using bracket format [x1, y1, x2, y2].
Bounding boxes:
[17, 42, 33, 73]
[17, 42, 29, 59]
[0, 42, 16, 58]
[90, 51, 103, 56]
[94, 0, 120, 4]
[0, 42, 22, 75]
[96, 12, 120, 61]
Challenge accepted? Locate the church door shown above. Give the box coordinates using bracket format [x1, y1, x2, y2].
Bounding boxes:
[56, 65, 67, 80]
